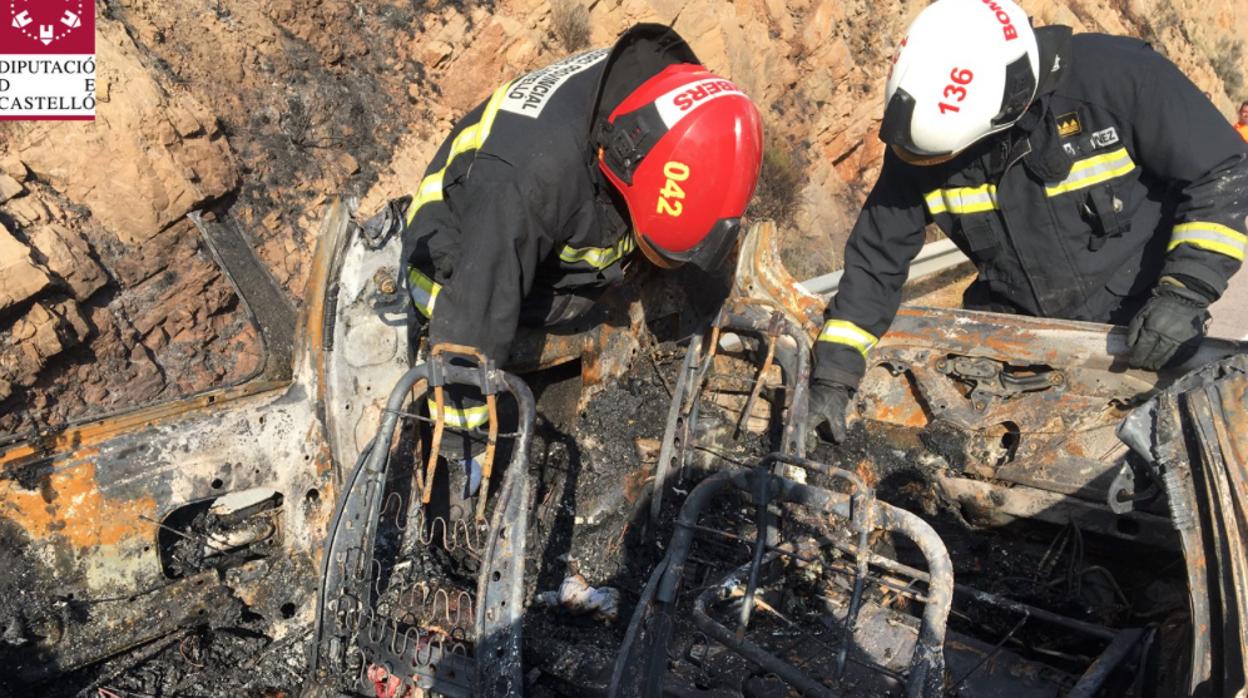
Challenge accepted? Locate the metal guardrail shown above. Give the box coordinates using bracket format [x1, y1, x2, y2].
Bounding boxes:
[799, 237, 1248, 341]
[799, 238, 969, 296]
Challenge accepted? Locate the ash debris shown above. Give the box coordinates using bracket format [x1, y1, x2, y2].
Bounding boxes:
[79, 628, 308, 698]
[4, 322, 1193, 697]
[1, 567, 310, 698]
[0, 520, 59, 693]
[517, 337, 790, 695]
[519, 351, 677, 693]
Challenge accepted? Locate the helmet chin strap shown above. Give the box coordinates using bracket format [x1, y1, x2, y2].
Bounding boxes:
[634, 230, 681, 269]
[891, 144, 960, 167]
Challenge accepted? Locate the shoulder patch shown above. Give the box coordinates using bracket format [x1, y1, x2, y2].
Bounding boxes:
[1056, 112, 1081, 138]
[500, 48, 610, 119]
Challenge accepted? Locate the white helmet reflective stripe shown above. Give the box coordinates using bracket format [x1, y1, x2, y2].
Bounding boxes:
[881, 0, 1039, 157]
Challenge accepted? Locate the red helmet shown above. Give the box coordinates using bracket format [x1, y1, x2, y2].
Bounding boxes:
[597, 63, 764, 271]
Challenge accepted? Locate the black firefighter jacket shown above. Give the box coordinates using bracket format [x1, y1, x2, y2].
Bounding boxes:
[401, 26, 697, 369]
[815, 27, 1248, 388]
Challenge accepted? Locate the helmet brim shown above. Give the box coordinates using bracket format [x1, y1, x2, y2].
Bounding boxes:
[890, 144, 960, 167]
[637, 217, 741, 272]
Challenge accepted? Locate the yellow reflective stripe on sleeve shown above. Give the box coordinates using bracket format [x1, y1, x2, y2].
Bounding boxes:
[923, 184, 998, 216]
[1167, 221, 1248, 261]
[408, 268, 443, 318]
[1044, 148, 1136, 197]
[817, 319, 879, 357]
[426, 399, 490, 429]
[409, 174, 445, 216]
[405, 81, 514, 224]
[558, 234, 636, 270]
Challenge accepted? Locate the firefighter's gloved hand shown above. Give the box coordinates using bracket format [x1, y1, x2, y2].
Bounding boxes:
[428, 348, 493, 498]
[1126, 281, 1211, 371]
[431, 380, 488, 499]
[809, 380, 853, 444]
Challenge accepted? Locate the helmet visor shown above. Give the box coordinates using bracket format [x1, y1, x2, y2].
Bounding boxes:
[638, 217, 741, 272]
[879, 87, 954, 159]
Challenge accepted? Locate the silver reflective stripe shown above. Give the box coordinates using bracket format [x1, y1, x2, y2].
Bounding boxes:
[1168, 221, 1248, 261]
[924, 184, 998, 216]
[405, 81, 514, 224]
[1045, 148, 1135, 196]
[426, 399, 489, 429]
[408, 268, 442, 318]
[559, 234, 635, 270]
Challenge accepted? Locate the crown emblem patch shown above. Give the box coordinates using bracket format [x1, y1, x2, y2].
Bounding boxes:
[1056, 112, 1082, 138]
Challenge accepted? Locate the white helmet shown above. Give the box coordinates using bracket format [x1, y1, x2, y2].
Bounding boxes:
[881, 0, 1040, 162]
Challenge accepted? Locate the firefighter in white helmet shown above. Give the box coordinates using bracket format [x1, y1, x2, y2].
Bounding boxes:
[811, 0, 1248, 443]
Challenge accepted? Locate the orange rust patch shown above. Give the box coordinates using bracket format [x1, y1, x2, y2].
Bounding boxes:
[867, 401, 929, 429]
[622, 465, 653, 506]
[303, 421, 335, 479]
[1217, 378, 1248, 469]
[306, 201, 356, 406]
[861, 371, 929, 429]
[855, 458, 878, 489]
[0, 460, 157, 549]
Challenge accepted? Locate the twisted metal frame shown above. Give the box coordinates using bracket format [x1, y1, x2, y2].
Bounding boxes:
[612, 462, 954, 698]
[311, 354, 535, 697]
[650, 299, 813, 526]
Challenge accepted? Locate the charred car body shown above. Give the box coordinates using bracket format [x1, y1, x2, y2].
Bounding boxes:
[1, 203, 1245, 697]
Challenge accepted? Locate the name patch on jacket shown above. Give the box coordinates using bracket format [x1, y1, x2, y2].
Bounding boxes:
[1089, 126, 1119, 149]
[501, 48, 609, 118]
[655, 78, 745, 129]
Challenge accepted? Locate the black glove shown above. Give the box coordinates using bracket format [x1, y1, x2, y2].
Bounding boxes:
[1126, 281, 1211, 371]
[809, 380, 852, 444]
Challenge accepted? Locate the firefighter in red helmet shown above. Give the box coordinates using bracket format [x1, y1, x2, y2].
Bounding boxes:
[365, 24, 763, 495]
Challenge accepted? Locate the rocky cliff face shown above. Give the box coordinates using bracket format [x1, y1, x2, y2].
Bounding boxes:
[1, 0, 1245, 433]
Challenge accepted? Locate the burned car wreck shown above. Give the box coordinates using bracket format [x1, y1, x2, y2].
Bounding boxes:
[1, 202, 1246, 697]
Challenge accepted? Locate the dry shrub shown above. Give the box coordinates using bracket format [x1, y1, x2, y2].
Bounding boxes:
[748, 129, 804, 228]
[551, 0, 591, 53]
[1210, 37, 1245, 98]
